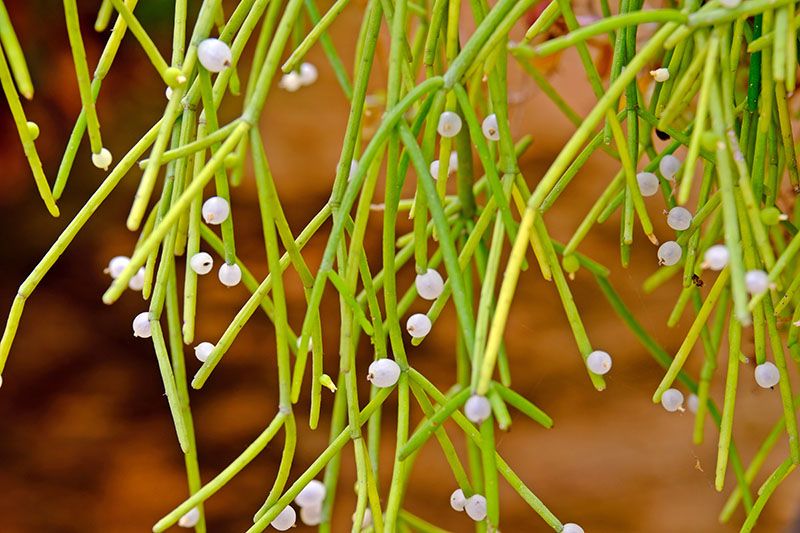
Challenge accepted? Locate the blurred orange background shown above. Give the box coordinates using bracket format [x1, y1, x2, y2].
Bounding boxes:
[1, 2, 799, 532]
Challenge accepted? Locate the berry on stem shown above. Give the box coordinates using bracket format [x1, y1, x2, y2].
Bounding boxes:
[754, 362, 780, 388]
[295, 479, 326, 508]
[299, 62, 318, 86]
[128, 267, 145, 291]
[702, 245, 729, 271]
[437, 111, 462, 138]
[270, 505, 296, 531]
[661, 388, 684, 412]
[650, 67, 670, 82]
[197, 38, 232, 72]
[218, 263, 242, 287]
[177, 507, 200, 528]
[586, 350, 612, 375]
[190, 252, 214, 275]
[481, 113, 499, 141]
[636, 171, 660, 197]
[464, 494, 487, 521]
[464, 394, 491, 424]
[415, 268, 444, 300]
[202, 196, 230, 225]
[745, 270, 769, 295]
[450, 488, 466, 511]
[132, 312, 151, 338]
[667, 206, 693, 231]
[406, 313, 432, 338]
[562, 524, 585, 533]
[367, 359, 400, 387]
[194, 342, 214, 363]
[659, 154, 681, 179]
[657, 241, 682, 266]
[92, 148, 113, 170]
[107, 256, 130, 278]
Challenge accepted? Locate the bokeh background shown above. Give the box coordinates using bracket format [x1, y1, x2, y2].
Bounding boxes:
[1, 1, 800, 532]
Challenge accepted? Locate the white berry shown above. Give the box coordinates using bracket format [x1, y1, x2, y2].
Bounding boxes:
[636, 171, 660, 197]
[429, 159, 441, 179]
[270, 505, 296, 531]
[745, 270, 770, 295]
[202, 196, 230, 224]
[197, 38, 232, 72]
[107, 255, 130, 278]
[178, 507, 200, 528]
[464, 394, 491, 424]
[464, 494, 487, 521]
[667, 206, 693, 231]
[659, 154, 681, 179]
[132, 312, 152, 338]
[218, 263, 242, 287]
[450, 489, 466, 511]
[194, 342, 214, 363]
[190, 252, 214, 275]
[165, 86, 173, 100]
[481, 113, 500, 141]
[279, 71, 303, 92]
[299, 62, 318, 85]
[367, 358, 401, 387]
[295, 479, 326, 508]
[448, 151, 458, 173]
[661, 388, 684, 412]
[657, 241, 682, 266]
[703, 245, 729, 271]
[128, 267, 146, 291]
[687, 393, 699, 413]
[562, 524, 585, 533]
[299, 504, 322, 526]
[586, 350, 612, 375]
[349, 159, 359, 181]
[650, 67, 670, 82]
[415, 269, 445, 300]
[437, 111, 462, 138]
[754, 362, 780, 388]
[406, 313, 432, 338]
[92, 148, 113, 170]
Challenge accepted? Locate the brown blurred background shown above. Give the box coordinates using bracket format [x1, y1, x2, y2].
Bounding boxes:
[1, 1, 800, 532]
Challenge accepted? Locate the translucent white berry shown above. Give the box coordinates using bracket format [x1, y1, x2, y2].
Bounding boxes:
[190, 252, 214, 275]
[128, 267, 146, 291]
[481, 114, 500, 141]
[92, 148, 113, 170]
[464, 394, 491, 424]
[194, 342, 214, 363]
[586, 350, 612, 375]
[562, 524, 585, 533]
[754, 362, 780, 388]
[720, 0, 742, 7]
[299, 62, 318, 86]
[636, 171, 659, 197]
[354, 509, 372, 529]
[415, 269, 444, 300]
[406, 313, 432, 338]
[202, 196, 230, 225]
[132, 312, 151, 338]
[270, 505, 296, 531]
[687, 393, 699, 413]
[107, 255, 130, 278]
[300, 504, 322, 526]
[218, 263, 242, 287]
[178, 507, 200, 528]
[659, 154, 681, 179]
[279, 71, 303, 92]
[448, 151, 458, 173]
[367, 358, 401, 387]
[703, 245, 729, 271]
[429, 159, 441, 179]
[295, 479, 326, 508]
[667, 206, 693, 231]
[450, 489, 466, 512]
[657, 241, 682, 266]
[650, 67, 670, 82]
[165, 86, 173, 100]
[349, 159, 359, 181]
[437, 111, 462, 138]
[661, 388, 684, 412]
[745, 270, 770, 295]
[464, 494, 487, 521]
[197, 38, 232, 72]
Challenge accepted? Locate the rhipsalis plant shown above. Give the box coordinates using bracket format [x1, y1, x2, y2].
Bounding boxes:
[3, 0, 800, 531]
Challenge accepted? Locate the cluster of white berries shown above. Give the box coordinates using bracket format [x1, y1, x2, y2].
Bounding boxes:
[449, 489, 488, 521]
[661, 388, 684, 412]
[586, 350, 612, 375]
[754, 362, 780, 388]
[367, 358, 401, 387]
[106, 255, 145, 292]
[430, 151, 459, 179]
[464, 394, 492, 424]
[270, 505, 297, 531]
[294, 479, 326, 526]
[279, 63, 319, 92]
[198, 38, 232, 72]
